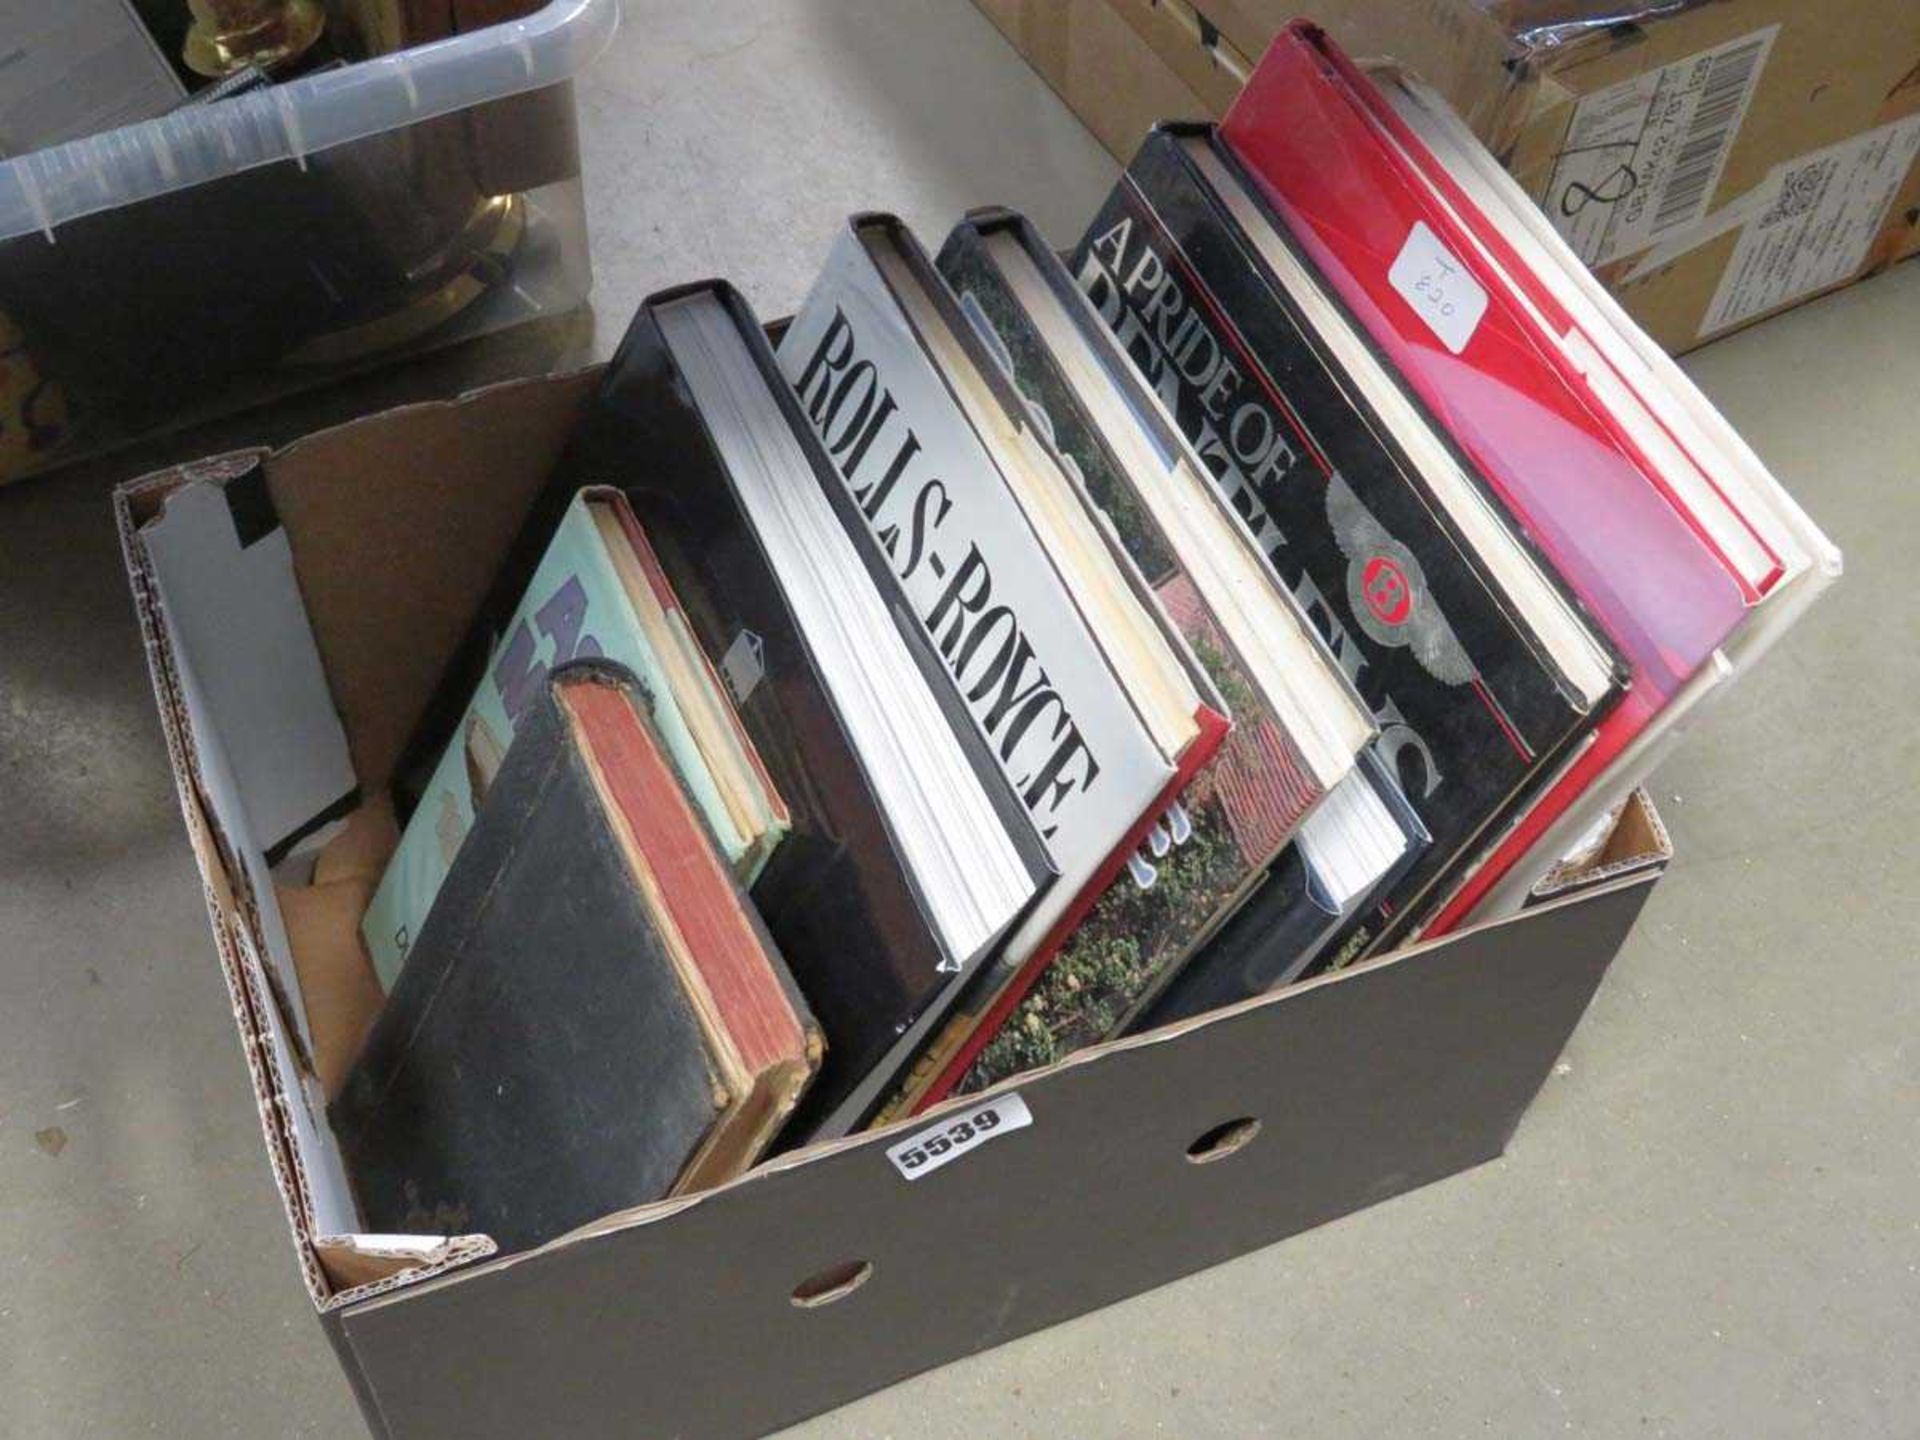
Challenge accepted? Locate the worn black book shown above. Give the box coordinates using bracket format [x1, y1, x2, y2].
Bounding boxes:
[1071, 124, 1626, 951]
[391, 281, 1052, 1143]
[331, 659, 821, 1255]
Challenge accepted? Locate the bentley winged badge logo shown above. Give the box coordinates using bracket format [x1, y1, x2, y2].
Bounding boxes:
[1325, 472, 1477, 687]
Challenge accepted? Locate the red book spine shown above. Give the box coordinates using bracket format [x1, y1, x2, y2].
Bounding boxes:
[1307, 29, 1785, 598]
[1217, 25, 1769, 936]
[1219, 23, 1751, 699]
[567, 677, 805, 1074]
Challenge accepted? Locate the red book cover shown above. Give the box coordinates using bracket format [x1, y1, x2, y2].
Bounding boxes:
[1219, 24, 1758, 934]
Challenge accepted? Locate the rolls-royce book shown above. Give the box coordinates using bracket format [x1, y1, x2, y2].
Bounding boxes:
[922, 207, 1377, 1094]
[1070, 122, 1627, 954]
[361, 487, 791, 988]
[331, 660, 821, 1256]
[776, 216, 1235, 1108]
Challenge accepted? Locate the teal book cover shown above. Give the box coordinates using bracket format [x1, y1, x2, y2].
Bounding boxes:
[361, 489, 781, 988]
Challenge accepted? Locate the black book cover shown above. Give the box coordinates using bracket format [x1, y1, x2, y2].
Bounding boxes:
[1071, 125, 1619, 950]
[331, 661, 736, 1256]
[392, 281, 1049, 1143]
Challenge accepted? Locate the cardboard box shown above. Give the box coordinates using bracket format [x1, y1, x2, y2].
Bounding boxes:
[1151, 0, 1528, 142]
[979, 0, 1920, 351]
[973, 0, 1534, 167]
[118, 370, 1669, 1440]
[1501, 0, 1920, 349]
[971, 0, 1223, 160]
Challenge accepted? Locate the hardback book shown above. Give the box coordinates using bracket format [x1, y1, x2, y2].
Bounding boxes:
[1219, 25, 1838, 931]
[911, 208, 1377, 1096]
[1071, 122, 1627, 955]
[460, 280, 1055, 1144]
[776, 215, 1232, 1110]
[330, 659, 822, 1256]
[1139, 749, 1429, 1031]
[362, 487, 791, 989]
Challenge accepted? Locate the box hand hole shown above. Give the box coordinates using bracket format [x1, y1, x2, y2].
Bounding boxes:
[790, 1259, 873, 1309]
[1186, 1116, 1261, 1164]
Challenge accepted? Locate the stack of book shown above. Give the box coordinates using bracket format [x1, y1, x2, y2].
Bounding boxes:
[328, 21, 1836, 1256]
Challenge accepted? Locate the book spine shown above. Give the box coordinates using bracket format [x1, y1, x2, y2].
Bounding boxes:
[1419, 689, 1657, 936]
[1135, 848, 1338, 1028]
[776, 222, 1172, 868]
[900, 712, 1227, 1114]
[361, 491, 760, 988]
[1219, 38, 1755, 674]
[1072, 132, 1593, 950]
[927, 215, 1334, 1090]
[944, 707, 1246, 1096]
[582, 289, 968, 1144]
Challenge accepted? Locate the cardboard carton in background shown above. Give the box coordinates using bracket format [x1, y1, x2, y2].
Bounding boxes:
[978, 0, 1920, 353]
[970, 0, 1220, 159]
[973, 0, 1535, 159]
[1504, 0, 1920, 350]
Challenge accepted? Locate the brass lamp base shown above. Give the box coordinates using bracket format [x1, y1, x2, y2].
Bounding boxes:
[282, 193, 528, 368]
[184, 0, 329, 79]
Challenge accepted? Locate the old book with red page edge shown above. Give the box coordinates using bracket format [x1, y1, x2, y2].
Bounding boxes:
[1219, 26, 1753, 935]
[568, 676, 810, 1075]
[601, 492, 791, 829]
[905, 703, 1231, 1115]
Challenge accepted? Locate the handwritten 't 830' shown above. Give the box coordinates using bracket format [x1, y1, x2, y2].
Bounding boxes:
[1411, 254, 1464, 319]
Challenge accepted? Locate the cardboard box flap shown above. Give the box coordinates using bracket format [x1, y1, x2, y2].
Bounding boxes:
[316, 1233, 497, 1296]
[135, 474, 398, 1267]
[142, 474, 359, 861]
[259, 367, 601, 790]
[1532, 786, 1670, 899]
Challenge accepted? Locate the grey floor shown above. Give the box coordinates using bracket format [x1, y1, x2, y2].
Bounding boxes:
[2, 2, 1915, 1436]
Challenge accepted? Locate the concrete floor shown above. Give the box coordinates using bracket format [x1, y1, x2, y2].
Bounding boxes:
[1, 2, 1915, 1435]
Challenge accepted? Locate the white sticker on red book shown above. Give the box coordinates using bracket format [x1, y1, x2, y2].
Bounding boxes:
[1389, 221, 1487, 355]
[886, 1092, 1032, 1180]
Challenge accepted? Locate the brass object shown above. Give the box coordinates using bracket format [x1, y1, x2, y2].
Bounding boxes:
[282, 194, 528, 368]
[183, 0, 329, 79]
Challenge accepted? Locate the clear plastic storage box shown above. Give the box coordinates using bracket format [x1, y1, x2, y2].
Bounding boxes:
[0, 0, 619, 483]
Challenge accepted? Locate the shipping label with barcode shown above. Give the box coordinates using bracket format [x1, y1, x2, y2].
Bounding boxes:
[1700, 114, 1920, 337]
[1545, 26, 1777, 266]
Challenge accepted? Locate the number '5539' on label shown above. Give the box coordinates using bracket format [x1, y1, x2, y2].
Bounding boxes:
[885, 1093, 1033, 1180]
